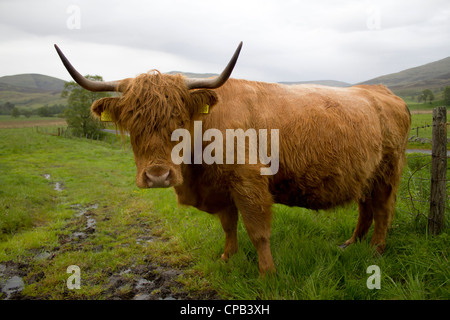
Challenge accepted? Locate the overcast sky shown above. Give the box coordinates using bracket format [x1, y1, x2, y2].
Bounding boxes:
[1, 0, 449, 84]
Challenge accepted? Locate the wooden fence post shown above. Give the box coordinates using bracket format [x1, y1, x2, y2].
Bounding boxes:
[429, 106, 447, 235]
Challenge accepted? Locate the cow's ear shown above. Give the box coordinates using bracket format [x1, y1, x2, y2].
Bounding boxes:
[189, 90, 218, 116]
[91, 97, 121, 121]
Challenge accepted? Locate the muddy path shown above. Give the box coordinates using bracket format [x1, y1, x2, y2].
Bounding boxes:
[0, 175, 219, 300]
[0, 258, 218, 300]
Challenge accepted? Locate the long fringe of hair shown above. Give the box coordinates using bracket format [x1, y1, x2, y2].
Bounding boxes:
[115, 70, 192, 152]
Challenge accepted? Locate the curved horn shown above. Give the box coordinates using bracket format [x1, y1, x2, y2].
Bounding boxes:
[185, 41, 243, 90]
[54, 44, 120, 92]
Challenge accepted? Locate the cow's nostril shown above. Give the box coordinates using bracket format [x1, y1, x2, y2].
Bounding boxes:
[145, 170, 170, 188]
[146, 170, 169, 181]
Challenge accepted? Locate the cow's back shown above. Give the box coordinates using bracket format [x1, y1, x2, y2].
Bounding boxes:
[208, 80, 410, 210]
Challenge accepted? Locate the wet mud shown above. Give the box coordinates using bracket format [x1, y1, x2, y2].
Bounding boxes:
[1, 196, 219, 300]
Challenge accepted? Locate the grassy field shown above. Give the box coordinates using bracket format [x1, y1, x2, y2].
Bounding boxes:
[403, 97, 446, 112]
[407, 106, 449, 150]
[0, 120, 448, 300]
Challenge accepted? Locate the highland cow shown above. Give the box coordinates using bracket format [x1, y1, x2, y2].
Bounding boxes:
[55, 43, 411, 274]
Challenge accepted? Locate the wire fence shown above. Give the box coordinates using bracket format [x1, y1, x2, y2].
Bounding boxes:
[35, 126, 130, 150]
[408, 123, 450, 143]
[400, 153, 449, 225]
[402, 107, 448, 233]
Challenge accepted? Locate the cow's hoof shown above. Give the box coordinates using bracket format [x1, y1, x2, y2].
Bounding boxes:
[339, 239, 353, 249]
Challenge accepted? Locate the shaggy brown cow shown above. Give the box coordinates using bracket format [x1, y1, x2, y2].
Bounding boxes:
[55, 43, 411, 274]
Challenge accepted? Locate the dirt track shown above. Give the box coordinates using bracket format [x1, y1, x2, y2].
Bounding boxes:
[0, 119, 67, 129]
[410, 110, 433, 114]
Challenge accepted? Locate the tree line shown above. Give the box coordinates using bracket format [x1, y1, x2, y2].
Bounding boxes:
[415, 86, 450, 105]
[2, 102, 67, 118]
[444, 86, 450, 106]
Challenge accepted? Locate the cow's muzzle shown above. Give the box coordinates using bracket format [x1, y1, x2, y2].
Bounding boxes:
[142, 165, 172, 188]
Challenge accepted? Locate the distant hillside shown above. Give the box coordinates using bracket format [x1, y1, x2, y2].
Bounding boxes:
[0, 72, 222, 110]
[0, 74, 65, 93]
[166, 71, 219, 78]
[0, 74, 67, 109]
[2, 55, 450, 111]
[358, 56, 450, 96]
[279, 80, 351, 87]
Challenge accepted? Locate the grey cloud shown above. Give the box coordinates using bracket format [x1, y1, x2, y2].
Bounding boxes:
[1, 0, 449, 83]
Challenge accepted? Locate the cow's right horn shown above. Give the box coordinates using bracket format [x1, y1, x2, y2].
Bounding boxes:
[54, 44, 120, 92]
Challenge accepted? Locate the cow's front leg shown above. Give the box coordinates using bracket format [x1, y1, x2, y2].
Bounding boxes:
[240, 207, 274, 274]
[217, 205, 239, 261]
[231, 176, 275, 275]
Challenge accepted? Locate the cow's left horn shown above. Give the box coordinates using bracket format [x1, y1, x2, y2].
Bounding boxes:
[54, 44, 120, 92]
[185, 42, 243, 90]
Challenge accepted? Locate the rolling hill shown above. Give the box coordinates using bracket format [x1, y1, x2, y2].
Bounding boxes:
[0, 74, 66, 109]
[166, 71, 219, 79]
[0, 72, 216, 110]
[0, 73, 65, 94]
[279, 80, 351, 87]
[358, 56, 450, 96]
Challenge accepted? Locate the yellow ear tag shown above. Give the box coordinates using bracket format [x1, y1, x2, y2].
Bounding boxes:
[100, 110, 113, 122]
[199, 104, 210, 114]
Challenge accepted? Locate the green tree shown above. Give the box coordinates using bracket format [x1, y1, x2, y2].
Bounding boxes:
[443, 86, 450, 106]
[421, 89, 434, 104]
[23, 110, 32, 118]
[428, 91, 434, 104]
[37, 105, 51, 117]
[0, 102, 15, 115]
[11, 106, 20, 118]
[62, 75, 110, 137]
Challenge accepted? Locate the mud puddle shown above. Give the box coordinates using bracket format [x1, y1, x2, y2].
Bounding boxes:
[43, 174, 64, 192]
[0, 262, 27, 300]
[0, 200, 218, 300]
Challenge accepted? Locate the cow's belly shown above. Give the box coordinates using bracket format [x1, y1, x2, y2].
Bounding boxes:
[269, 173, 366, 210]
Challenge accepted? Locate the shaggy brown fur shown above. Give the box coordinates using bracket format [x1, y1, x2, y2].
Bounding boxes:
[91, 72, 411, 274]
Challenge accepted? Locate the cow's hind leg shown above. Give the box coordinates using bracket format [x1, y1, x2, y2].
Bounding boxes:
[367, 154, 403, 254]
[217, 205, 239, 261]
[342, 182, 397, 254]
[369, 183, 396, 254]
[342, 152, 403, 253]
[341, 197, 374, 248]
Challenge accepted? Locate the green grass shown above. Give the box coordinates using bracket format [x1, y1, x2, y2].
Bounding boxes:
[402, 97, 447, 112]
[0, 127, 448, 300]
[406, 109, 449, 150]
